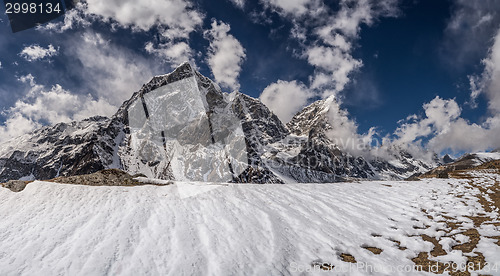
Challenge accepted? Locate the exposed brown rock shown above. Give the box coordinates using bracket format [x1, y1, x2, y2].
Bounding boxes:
[339, 253, 356, 263]
[0, 180, 33, 192]
[362, 246, 383, 255]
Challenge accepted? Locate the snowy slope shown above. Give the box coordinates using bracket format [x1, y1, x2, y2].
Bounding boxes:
[472, 152, 500, 166]
[1, 175, 499, 275]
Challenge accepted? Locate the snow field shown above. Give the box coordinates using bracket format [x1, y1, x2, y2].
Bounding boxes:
[0, 173, 499, 275]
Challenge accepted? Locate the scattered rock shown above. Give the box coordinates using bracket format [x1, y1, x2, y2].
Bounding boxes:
[1, 180, 32, 192]
[362, 246, 383, 255]
[311, 261, 334, 271]
[451, 229, 480, 253]
[49, 169, 142, 186]
[45, 169, 172, 187]
[437, 171, 449, 178]
[339, 253, 356, 263]
[420, 234, 446, 257]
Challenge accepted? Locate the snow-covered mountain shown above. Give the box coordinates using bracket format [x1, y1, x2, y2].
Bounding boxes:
[420, 151, 500, 178]
[265, 96, 438, 182]
[0, 62, 439, 183]
[0, 116, 122, 182]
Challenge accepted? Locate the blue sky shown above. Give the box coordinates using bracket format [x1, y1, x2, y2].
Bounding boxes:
[0, 0, 499, 156]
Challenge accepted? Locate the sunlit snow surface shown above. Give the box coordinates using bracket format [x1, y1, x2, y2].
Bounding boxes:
[1, 173, 500, 275]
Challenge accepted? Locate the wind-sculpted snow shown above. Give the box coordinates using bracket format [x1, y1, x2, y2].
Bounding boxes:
[1, 173, 499, 275]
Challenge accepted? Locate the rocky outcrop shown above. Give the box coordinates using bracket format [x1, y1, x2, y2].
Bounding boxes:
[49, 169, 149, 186]
[1, 180, 32, 192]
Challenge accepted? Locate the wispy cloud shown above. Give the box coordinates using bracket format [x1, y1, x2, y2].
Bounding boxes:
[66, 31, 159, 106]
[227, 0, 245, 9]
[259, 0, 400, 128]
[85, 0, 203, 68]
[261, 0, 317, 16]
[469, 29, 500, 112]
[443, 0, 500, 68]
[38, 0, 204, 68]
[19, 44, 58, 62]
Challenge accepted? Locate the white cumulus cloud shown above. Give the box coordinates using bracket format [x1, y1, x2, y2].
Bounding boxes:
[260, 80, 313, 122]
[261, 0, 400, 100]
[38, 0, 204, 68]
[204, 20, 246, 92]
[145, 41, 193, 68]
[393, 96, 500, 154]
[0, 75, 115, 143]
[306, 45, 363, 95]
[84, 0, 203, 67]
[84, 0, 203, 34]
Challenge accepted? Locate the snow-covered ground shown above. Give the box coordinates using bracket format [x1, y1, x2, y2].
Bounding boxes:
[1, 173, 499, 275]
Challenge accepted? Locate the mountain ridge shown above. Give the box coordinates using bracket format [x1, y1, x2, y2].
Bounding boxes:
[0, 62, 463, 183]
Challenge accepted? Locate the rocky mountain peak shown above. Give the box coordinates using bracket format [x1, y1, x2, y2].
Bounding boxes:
[287, 96, 335, 137]
[0, 62, 443, 183]
[443, 154, 455, 164]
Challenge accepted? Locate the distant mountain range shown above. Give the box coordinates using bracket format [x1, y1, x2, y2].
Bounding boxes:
[418, 152, 500, 178]
[1, 62, 495, 183]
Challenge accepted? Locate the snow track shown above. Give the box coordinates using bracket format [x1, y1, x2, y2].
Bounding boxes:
[1, 175, 499, 275]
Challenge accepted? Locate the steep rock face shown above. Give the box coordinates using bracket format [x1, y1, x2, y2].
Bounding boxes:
[117, 62, 283, 183]
[232, 93, 289, 145]
[231, 93, 288, 183]
[264, 97, 374, 182]
[443, 154, 455, 164]
[119, 63, 233, 181]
